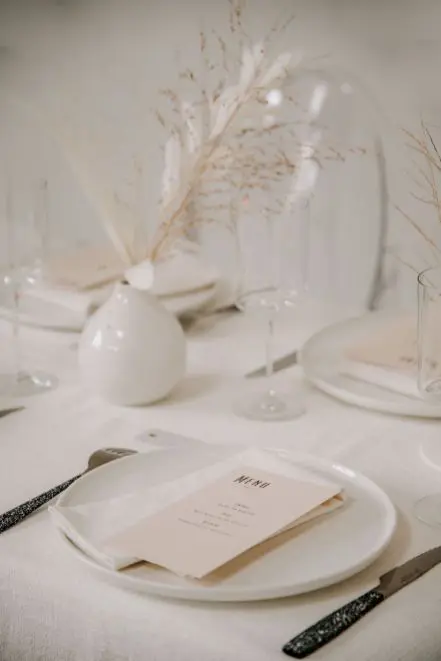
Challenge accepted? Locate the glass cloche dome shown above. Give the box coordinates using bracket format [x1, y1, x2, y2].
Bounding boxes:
[197, 62, 387, 313]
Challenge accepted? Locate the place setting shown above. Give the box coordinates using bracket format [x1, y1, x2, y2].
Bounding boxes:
[2, 421, 441, 659]
[0, 422, 398, 655]
[47, 437, 395, 602]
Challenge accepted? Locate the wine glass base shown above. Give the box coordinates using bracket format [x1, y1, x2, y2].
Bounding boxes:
[0, 371, 58, 398]
[414, 493, 441, 526]
[234, 389, 305, 422]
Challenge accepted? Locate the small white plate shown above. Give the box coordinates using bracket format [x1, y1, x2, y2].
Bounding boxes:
[56, 444, 396, 602]
[0, 285, 217, 332]
[301, 311, 441, 418]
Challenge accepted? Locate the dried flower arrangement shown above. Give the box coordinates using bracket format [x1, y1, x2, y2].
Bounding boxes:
[146, 1, 312, 265]
[55, 0, 365, 286]
[150, 5, 366, 261]
[398, 122, 441, 272]
[53, 0, 300, 272]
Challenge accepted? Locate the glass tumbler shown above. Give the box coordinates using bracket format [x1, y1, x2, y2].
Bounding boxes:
[414, 266, 441, 524]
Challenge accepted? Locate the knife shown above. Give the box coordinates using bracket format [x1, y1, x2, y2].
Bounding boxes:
[246, 351, 298, 379]
[282, 545, 441, 658]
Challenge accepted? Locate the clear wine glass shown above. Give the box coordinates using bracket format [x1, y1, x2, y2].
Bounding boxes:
[233, 198, 309, 422]
[0, 178, 58, 397]
[223, 68, 316, 421]
[413, 266, 441, 525]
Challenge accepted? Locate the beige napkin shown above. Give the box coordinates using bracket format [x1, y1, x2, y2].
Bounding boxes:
[340, 317, 420, 398]
[49, 448, 345, 573]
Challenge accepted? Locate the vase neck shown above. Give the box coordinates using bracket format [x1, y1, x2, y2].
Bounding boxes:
[113, 280, 154, 303]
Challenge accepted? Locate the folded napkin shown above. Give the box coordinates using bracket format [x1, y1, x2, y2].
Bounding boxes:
[340, 316, 421, 398]
[22, 242, 220, 326]
[50, 448, 345, 573]
[340, 360, 420, 399]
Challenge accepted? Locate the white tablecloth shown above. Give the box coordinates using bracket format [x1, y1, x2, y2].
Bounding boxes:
[1, 308, 441, 661]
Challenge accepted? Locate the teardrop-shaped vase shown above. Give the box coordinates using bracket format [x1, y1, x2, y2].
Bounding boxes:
[78, 282, 186, 405]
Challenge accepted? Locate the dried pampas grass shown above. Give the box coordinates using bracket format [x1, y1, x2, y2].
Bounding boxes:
[397, 122, 441, 272]
[53, 0, 306, 267]
[149, 41, 302, 261]
[54, 0, 358, 270]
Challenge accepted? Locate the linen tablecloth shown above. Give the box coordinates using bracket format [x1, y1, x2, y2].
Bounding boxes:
[1, 308, 441, 661]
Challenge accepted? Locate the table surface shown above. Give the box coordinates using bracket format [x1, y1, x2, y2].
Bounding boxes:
[1, 306, 441, 661]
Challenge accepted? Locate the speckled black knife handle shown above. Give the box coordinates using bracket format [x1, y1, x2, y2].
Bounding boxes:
[282, 589, 384, 658]
[0, 473, 82, 534]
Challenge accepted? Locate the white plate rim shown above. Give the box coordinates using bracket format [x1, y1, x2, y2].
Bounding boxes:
[301, 314, 441, 419]
[55, 446, 397, 602]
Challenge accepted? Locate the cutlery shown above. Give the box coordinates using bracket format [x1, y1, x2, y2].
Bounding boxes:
[0, 446, 136, 535]
[246, 350, 298, 378]
[282, 545, 441, 658]
[0, 406, 24, 419]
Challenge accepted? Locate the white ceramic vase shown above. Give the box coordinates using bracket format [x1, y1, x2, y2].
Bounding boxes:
[78, 281, 186, 405]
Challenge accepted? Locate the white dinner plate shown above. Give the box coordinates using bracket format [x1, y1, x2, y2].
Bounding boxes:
[301, 311, 441, 418]
[56, 444, 396, 602]
[0, 285, 216, 332]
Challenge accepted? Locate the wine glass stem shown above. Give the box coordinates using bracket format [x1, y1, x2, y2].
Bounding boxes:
[5, 177, 22, 383]
[265, 314, 275, 384]
[12, 284, 21, 382]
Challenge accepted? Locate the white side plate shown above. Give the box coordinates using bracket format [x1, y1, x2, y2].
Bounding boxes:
[301, 311, 441, 418]
[56, 444, 396, 602]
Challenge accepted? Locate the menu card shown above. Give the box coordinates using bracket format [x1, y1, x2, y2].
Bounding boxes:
[105, 465, 342, 579]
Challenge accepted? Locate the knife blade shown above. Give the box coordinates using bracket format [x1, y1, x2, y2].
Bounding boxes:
[245, 351, 298, 378]
[282, 545, 441, 658]
[0, 406, 24, 419]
